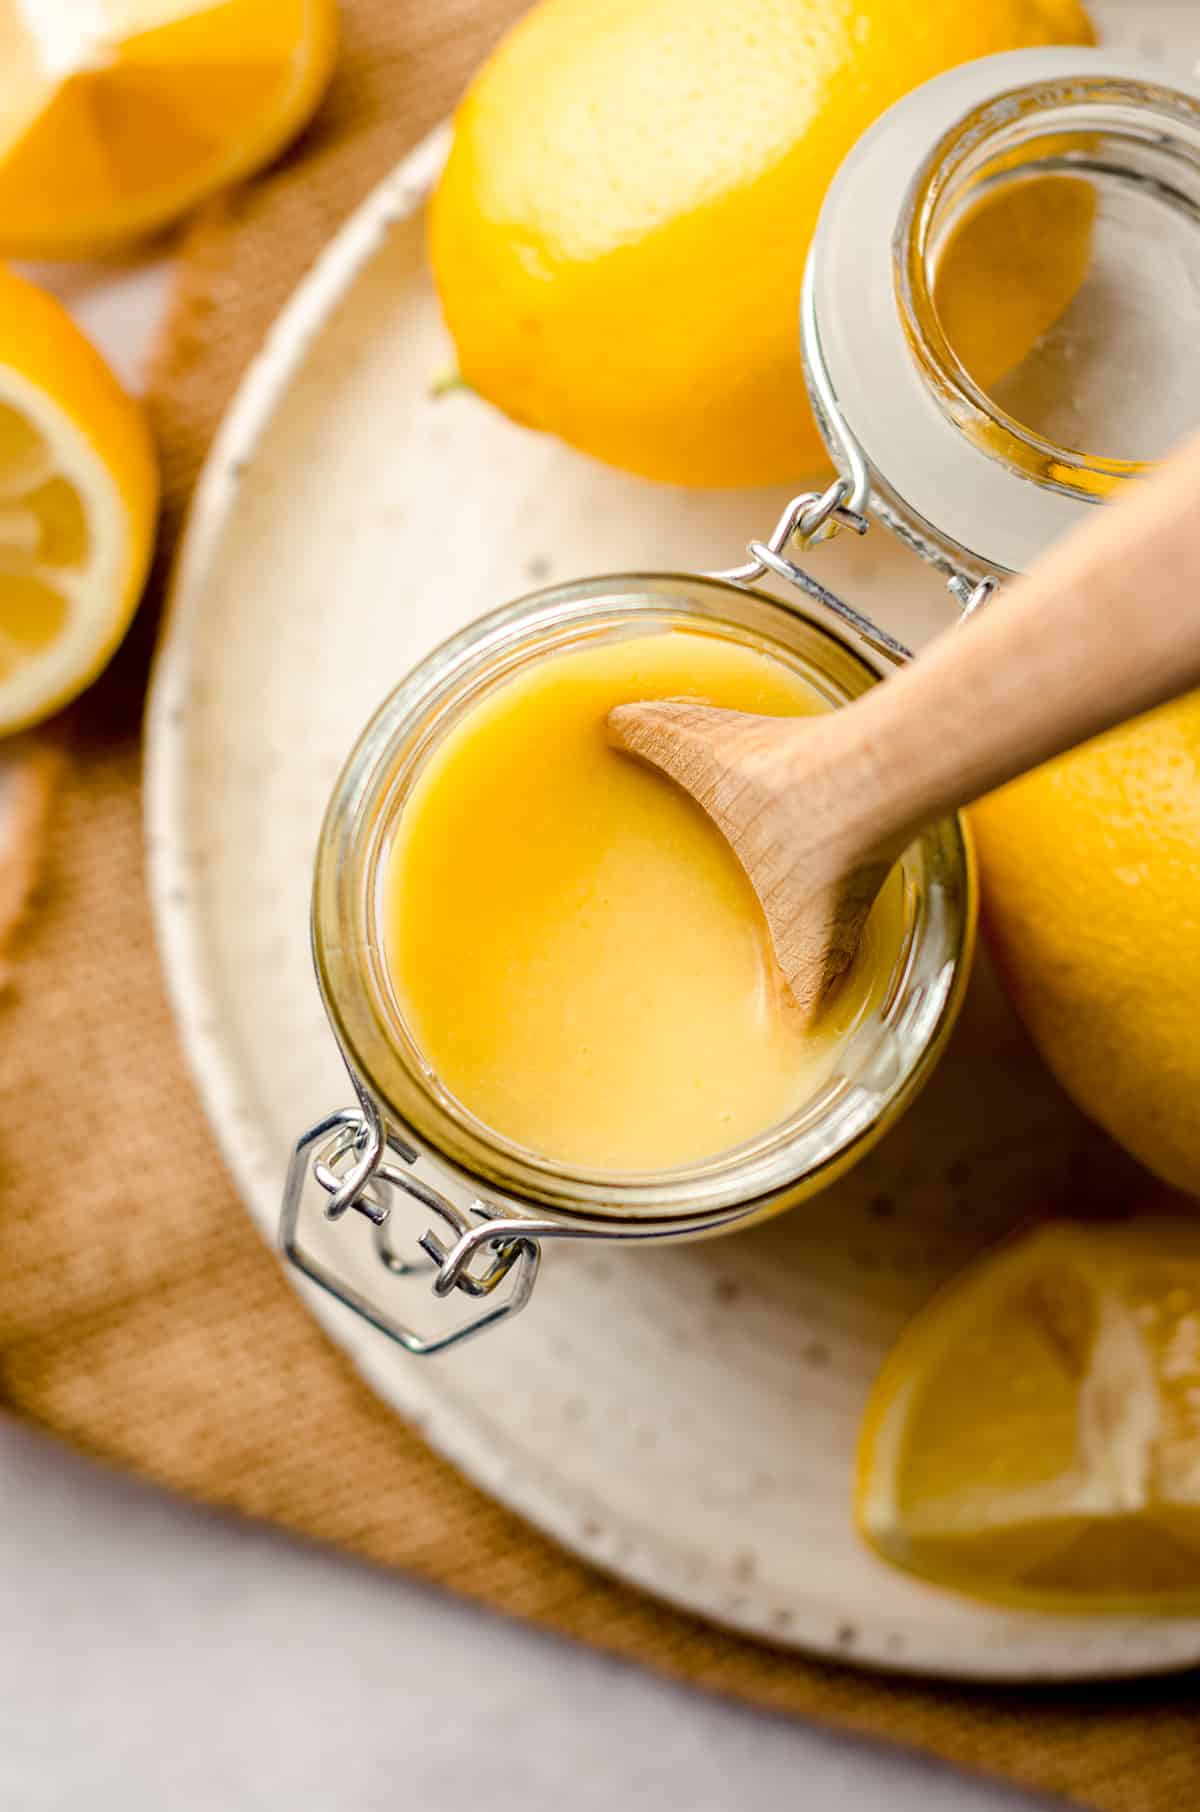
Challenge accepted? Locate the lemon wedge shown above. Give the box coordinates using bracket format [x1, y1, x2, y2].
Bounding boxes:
[0, 0, 337, 257]
[856, 1216, 1200, 1612]
[0, 265, 158, 734]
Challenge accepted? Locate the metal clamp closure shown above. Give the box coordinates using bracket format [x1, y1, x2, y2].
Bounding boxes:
[280, 1102, 751, 1354]
[708, 480, 914, 667]
[710, 479, 998, 662]
[280, 1107, 541, 1355]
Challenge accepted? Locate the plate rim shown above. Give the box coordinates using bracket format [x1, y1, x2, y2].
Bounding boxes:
[144, 125, 1200, 1685]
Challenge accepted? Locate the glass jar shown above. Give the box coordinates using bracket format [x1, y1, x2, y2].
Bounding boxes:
[283, 46, 1200, 1354]
[803, 48, 1200, 576]
[282, 575, 972, 1352]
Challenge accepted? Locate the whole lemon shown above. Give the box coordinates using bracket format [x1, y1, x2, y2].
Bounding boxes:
[430, 0, 1093, 488]
[972, 699, 1200, 1195]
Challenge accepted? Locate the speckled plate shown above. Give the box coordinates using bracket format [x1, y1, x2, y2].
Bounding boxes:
[146, 3, 1200, 1684]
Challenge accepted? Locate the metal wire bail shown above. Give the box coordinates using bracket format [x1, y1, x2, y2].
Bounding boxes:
[280, 1108, 541, 1355]
[947, 573, 998, 618]
[281, 1096, 762, 1352]
[708, 481, 914, 667]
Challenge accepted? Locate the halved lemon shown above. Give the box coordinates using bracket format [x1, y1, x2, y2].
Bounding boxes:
[0, 264, 158, 734]
[856, 1216, 1200, 1612]
[0, 0, 338, 257]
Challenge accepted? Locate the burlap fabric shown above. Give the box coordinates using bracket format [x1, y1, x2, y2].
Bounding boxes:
[2, 4, 1198, 1804]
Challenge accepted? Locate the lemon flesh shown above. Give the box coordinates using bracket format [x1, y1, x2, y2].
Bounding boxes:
[0, 0, 337, 257]
[0, 266, 157, 734]
[431, 0, 1094, 488]
[857, 1217, 1200, 1612]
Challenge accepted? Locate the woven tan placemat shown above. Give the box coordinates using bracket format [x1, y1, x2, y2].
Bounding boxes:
[2, 3, 1199, 1804]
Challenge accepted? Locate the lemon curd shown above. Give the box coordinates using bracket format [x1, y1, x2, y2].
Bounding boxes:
[385, 629, 907, 1173]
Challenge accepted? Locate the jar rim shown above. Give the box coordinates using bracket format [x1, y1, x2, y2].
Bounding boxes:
[311, 573, 975, 1230]
[895, 72, 1200, 506]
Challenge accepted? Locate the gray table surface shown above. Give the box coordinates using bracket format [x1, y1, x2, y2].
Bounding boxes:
[0, 259, 1068, 1812]
[1, 1420, 1063, 1811]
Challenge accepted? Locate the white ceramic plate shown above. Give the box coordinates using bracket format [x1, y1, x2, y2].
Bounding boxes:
[147, 4, 1200, 1681]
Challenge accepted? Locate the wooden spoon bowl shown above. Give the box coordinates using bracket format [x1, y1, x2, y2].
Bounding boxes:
[611, 432, 1200, 1016]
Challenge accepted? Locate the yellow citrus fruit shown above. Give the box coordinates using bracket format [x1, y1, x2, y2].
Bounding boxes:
[0, 265, 158, 734]
[430, 0, 1094, 489]
[972, 699, 1200, 1195]
[857, 1216, 1200, 1612]
[0, 0, 338, 258]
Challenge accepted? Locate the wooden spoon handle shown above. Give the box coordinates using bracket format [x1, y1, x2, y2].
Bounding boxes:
[831, 428, 1200, 840]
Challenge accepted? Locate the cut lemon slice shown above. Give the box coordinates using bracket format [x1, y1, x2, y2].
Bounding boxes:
[856, 1215, 1200, 1612]
[0, 0, 337, 257]
[0, 265, 157, 733]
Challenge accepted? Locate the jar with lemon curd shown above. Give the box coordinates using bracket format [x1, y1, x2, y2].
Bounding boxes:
[284, 577, 972, 1352]
[282, 48, 1200, 1353]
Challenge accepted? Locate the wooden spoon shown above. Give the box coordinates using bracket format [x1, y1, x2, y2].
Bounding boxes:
[610, 430, 1200, 1018]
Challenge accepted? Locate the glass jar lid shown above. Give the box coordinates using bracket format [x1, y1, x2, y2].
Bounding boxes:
[803, 49, 1200, 577]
